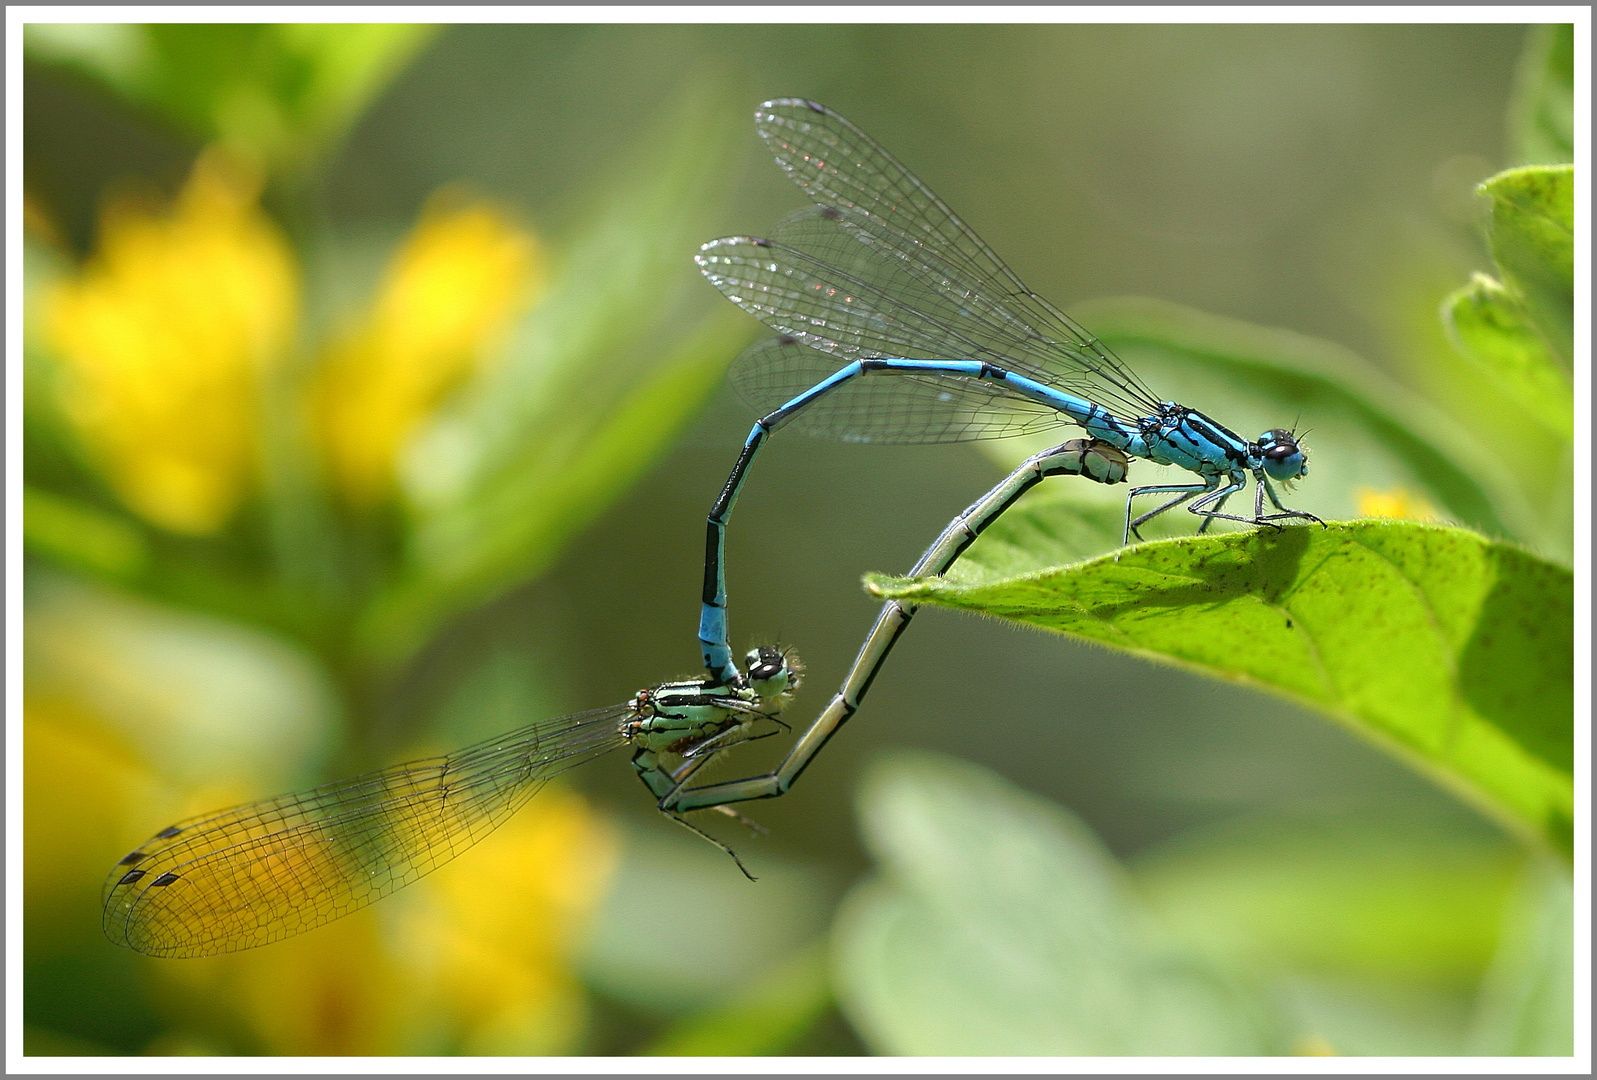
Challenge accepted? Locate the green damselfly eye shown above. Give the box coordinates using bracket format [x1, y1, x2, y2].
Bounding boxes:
[744, 645, 799, 697]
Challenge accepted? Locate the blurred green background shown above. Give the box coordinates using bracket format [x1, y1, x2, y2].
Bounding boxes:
[22, 22, 1573, 1057]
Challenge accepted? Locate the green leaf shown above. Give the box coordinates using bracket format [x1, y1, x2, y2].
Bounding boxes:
[1442, 273, 1572, 441]
[833, 751, 1281, 1055]
[1132, 812, 1530, 1055]
[1506, 25, 1574, 167]
[23, 486, 149, 581]
[23, 1026, 117, 1057]
[24, 23, 437, 172]
[1466, 859, 1574, 1055]
[1274, 980, 1477, 1057]
[644, 943, 832, 1056]
[1133, 812, 1524, 993]
[1482, 165, 1574, 366]
[998, 297, 1538, 549]
[869, 521, 1573, 859]
[22, 24, 148, 85]
[576, 825, 832, 1018]
[355, 93, 743, 666]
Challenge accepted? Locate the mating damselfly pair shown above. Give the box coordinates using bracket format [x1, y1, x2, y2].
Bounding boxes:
[106, 99, 1318, 958]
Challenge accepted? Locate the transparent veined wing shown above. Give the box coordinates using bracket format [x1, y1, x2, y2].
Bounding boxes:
[103, 705, 629, 958]
[743, 98, 1162, 418]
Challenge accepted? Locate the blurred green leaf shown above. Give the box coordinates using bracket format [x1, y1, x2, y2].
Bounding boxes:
[577, 825, 832, 1018]
[1442, 272, 1572, 441]
[1431, 162, 1573, 495]
[869, 522, 1573, 860]
[23, 24, 148, 83]
[24, 486, 149, 581]
[1481, 165, 1573, 366]
[24, 23, 436, 172]
[1132, 812, 1523, 992]
[1132, 812, 1526, 1056]
[1276, 979, 1476, 1056]
[833, 751, 1280, 1055]
[357, 95, 744, 665]
[23, 237, 69, 437]
[1506, 25, 1574, 167]
[1466, 859, 1574, 1055]
[422, 640, 566, 751]
[644, 942, 832, 1056]
[25, 572, 338, 791]
[23, 1026, 117, 1056]
[994, 297, 1537, 549]
[1325, 211, 1571, 563]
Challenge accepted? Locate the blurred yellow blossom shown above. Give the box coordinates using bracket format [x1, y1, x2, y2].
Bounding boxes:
[314, 192, 543, 507]
[398, 785, 619, 1054]
[1355, 486, 1440, 521]
[46, 151, 297, 535]
[1294, 1034, 1338, 1055]
[24, 696, 175, 945]
[153, 905, 406, 1055]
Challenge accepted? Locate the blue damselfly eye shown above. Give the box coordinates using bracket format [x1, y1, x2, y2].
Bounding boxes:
[1258, 429, 1308, 481]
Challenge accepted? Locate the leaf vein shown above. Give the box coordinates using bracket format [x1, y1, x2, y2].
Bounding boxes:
[1347, 534, 1466, 756]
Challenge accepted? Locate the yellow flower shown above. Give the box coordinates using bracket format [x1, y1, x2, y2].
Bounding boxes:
[24, 696, 175, 947]
[42, 157, 541, 526]
[1355, 486, 1440, 522]
[1294, 1034, 1338, 1055]
[395, 785, 619, 1055]
[31, 158, 586, 1055]
[153, 905, 407, 1055]
[314, 192, 542, 507]
[46, 151, 297, 535]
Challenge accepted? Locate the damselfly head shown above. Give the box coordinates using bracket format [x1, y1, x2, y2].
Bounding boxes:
[744, 645, 802, 700]
[1257, 429, 1308, 481]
